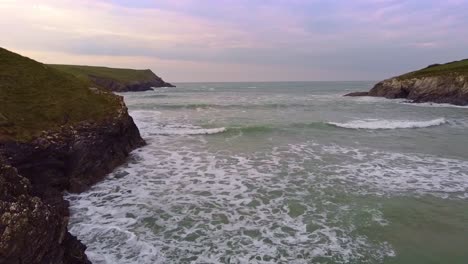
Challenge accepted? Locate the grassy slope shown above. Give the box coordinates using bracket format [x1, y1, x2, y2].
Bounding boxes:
[48, 64, 156, 84]
[399, 59, 468, 80]
[0, 48, 120, 141]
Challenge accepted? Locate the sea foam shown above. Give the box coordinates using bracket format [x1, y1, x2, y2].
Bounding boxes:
[150, 127, 226, 135]
[329, 118, 446, 130]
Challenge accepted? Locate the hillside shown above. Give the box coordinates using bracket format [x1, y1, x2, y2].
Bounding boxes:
[398, 59, 468, 80]
[48, 64, 175, 92]
[0, 48, 120, 141]
[345, 59, 468, 105]
[0, 47, 144, 263]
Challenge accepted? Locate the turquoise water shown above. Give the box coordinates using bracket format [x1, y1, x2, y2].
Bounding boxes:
[67, 82, 468, 264]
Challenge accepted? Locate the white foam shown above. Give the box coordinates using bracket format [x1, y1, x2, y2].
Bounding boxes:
[66, 91, 468, 263]
[400, 102, 468, 109]
[151, 127, 226, 135]
[66, 138, 396, 264]
[67, 135, 468, 264]
[279, 142, 468, 198]
[329, 118, 446, 130]
[348, 96, 407, 104]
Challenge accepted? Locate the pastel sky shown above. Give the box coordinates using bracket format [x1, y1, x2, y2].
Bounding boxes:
[1, 0, 467, 82]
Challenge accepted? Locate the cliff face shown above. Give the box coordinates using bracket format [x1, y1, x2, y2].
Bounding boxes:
[88, 73, 174, 92]
[345, 59, 468, 106]
[0, 48, 145, 263]
[0, 98, 145, 264]
[1, 98, 144, 193]
[0, 164, 89, 264]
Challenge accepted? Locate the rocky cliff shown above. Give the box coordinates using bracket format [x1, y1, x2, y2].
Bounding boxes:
[48, 64, 175, 92]
[345, 59, 468, 105]
[0, 164, 89, 264]
[0, 48, 145, 263]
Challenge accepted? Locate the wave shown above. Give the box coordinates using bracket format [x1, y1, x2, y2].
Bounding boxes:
[145, 94, 169, 99]
[150, 127, 226, 135]
[225, 125, 274, 134]
[149, 125, 275, 136]
[328, 118, 447, 130]
[400, 102, 468, 109]
[150, 103, 315, 110]
[143, 117, 449, 137]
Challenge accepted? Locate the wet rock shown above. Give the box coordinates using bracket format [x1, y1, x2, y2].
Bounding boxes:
[344, 91, 369, 97]
[0, 103, 145, 263]
[0, 164, 90, 264]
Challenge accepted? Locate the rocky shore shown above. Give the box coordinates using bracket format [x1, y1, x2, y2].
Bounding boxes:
[0, 48, 145, 263]
[346, 59, 468, 105]
[0, 99, 144, 264]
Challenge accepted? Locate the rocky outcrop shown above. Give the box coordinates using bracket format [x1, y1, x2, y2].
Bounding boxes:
[88, 72, 175, 92]
[345, 91, 370, 97]
[345, 73, 468, 105]
[0, 164, 89, 264]
[0, 97, 145, 264]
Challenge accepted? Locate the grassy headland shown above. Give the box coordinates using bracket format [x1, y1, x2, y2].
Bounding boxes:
[0, 48, 120, 141]
[48, 64, 173, 92]
[48, 64, 157, 84]
[399, 59, 468, 80]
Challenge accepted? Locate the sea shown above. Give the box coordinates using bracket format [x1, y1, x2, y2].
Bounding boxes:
[66, 82, 468, 264]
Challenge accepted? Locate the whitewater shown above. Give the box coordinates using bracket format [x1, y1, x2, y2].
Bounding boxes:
[66, 82, 468, 264]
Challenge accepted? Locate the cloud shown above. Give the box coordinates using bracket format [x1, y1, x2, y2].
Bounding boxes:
[0, 0, 467, 81]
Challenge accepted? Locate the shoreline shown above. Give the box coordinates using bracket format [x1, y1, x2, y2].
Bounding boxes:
[0, 99, 145, 263]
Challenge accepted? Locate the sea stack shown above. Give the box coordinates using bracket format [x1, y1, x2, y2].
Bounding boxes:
[345, 59, 468, 105]
[0, 47, 145, 263]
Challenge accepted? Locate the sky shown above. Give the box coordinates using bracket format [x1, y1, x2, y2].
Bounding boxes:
[1, 0, 467, 82]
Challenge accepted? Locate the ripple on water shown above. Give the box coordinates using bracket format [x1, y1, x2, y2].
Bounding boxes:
[66, 112, 468, 263]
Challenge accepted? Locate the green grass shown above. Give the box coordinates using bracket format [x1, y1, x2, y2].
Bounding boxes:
[48, 64, 156, 84]
[399, 59, 468, 80]
[0, 48, 121, 141]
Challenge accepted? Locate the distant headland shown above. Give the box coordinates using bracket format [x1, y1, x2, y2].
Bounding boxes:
[48, 64, 175, 92]
[346, 59, 468, 106]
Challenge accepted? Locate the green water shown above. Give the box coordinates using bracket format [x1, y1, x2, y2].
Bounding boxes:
[67, 82, 468, 263]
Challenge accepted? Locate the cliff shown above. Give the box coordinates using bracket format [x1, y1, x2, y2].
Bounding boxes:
[345, 59, 468, 105]
[0, 164, 89, 264]
[48, 64, 175, 92]
[0, 48, 145, 263]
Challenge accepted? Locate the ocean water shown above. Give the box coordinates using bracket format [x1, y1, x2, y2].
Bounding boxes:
[66, 82, 468, 264]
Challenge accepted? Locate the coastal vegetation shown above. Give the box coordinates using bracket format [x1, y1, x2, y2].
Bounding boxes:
[48, 64, 158, 84]
[0, 48, 120, 141]
[0, 47, 144, 264]
[399, 59, 468, 79]
[48, 64, 174, 92]
[345, 58, 468, 105]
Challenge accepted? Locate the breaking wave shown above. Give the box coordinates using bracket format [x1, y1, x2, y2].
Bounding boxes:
[328, 118, 447, 130]
[150, 127, 226, 135]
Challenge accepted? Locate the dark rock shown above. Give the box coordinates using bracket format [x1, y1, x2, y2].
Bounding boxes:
[0, 100, 145, 263]
[89, 73, 175, 93]
[344, 91, 369, 97]
[0, 164, 90, 264]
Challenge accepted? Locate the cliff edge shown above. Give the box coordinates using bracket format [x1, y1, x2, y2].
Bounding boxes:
[345, 59, 468, 105]
[0, 48, 145, 263]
